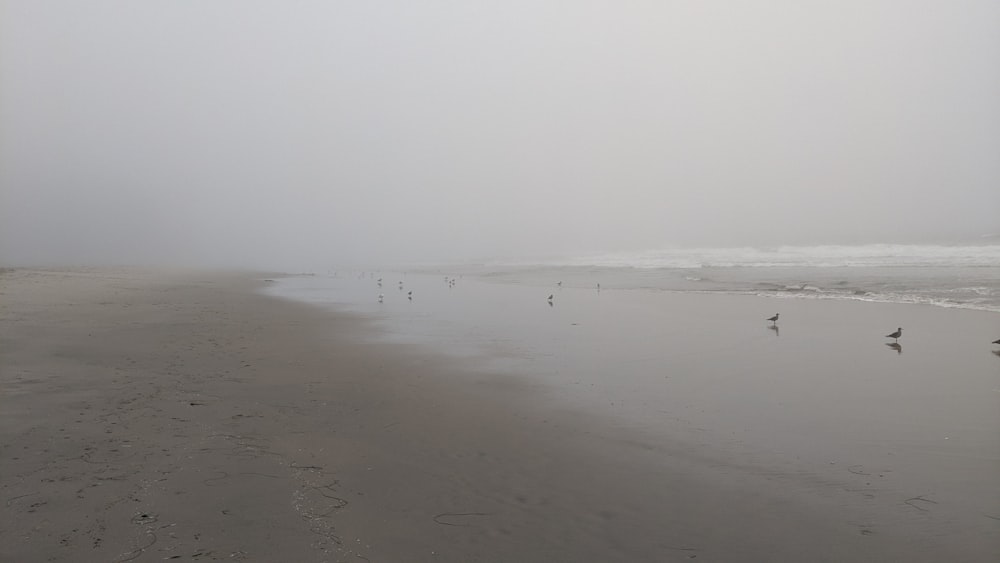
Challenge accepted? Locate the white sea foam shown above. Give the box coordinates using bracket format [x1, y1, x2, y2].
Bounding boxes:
[751, 288, 1000, 313]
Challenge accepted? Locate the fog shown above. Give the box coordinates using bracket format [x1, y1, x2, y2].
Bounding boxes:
[2, 1, 998, 270]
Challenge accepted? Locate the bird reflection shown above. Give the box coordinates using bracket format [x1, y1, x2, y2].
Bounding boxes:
[886, 342, 902, 355]
[768, 324, 779, 336]
[991, 349, 1000, 358]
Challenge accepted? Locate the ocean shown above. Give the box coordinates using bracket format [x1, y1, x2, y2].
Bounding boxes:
[264, 243, 1000, 368]
[450, 243, 1000, 313]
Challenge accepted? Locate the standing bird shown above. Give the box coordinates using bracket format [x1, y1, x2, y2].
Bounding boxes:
[767, 313, 779, 325]
[886, 328, 903, 342]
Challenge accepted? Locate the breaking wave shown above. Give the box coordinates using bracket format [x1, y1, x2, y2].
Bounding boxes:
[552, 244, 1000, 269]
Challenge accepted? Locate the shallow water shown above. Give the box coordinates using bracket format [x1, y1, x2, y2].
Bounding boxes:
[265, 267, 1000, 558]
[265, 270, 999, 455]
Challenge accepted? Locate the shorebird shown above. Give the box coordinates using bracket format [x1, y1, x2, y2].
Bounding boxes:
[378, 293, 384, 303]
[767, 313, 779, 325]
[886, 328, 903, 342]
[547, 294, 554, 301]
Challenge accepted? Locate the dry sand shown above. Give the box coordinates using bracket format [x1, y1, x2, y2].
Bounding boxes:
[1, 268, 997, 562]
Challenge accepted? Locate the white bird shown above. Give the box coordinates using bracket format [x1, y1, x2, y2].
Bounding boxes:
[767, 313, 779, 325]
[886, 327, 902, 342]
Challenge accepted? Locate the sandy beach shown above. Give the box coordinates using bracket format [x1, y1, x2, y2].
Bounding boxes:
[1, 268, 997, 562]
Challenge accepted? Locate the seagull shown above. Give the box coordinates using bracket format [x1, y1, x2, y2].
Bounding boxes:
[767, 313, 779, 325]
[886, 327, 903, 342]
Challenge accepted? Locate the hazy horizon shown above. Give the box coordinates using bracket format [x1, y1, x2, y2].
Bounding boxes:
[2, 1, 999, 271]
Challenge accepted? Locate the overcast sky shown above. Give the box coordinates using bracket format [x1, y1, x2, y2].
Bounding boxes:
[2, 1, 998, 269]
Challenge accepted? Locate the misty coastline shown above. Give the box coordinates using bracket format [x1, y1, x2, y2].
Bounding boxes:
[2, 1, 999, 560]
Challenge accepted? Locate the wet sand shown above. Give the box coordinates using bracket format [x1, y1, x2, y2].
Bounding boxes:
[1, 268, 997, 562]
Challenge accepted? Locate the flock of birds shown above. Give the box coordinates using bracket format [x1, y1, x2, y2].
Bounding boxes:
[375, 275, 459, 304]
[368, 274, 1000, 353]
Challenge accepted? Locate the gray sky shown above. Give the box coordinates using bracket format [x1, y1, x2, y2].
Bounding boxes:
[2, 1, 998, 269]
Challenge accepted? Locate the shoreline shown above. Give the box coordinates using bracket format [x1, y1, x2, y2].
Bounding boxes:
[2, 268, 997, 561]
